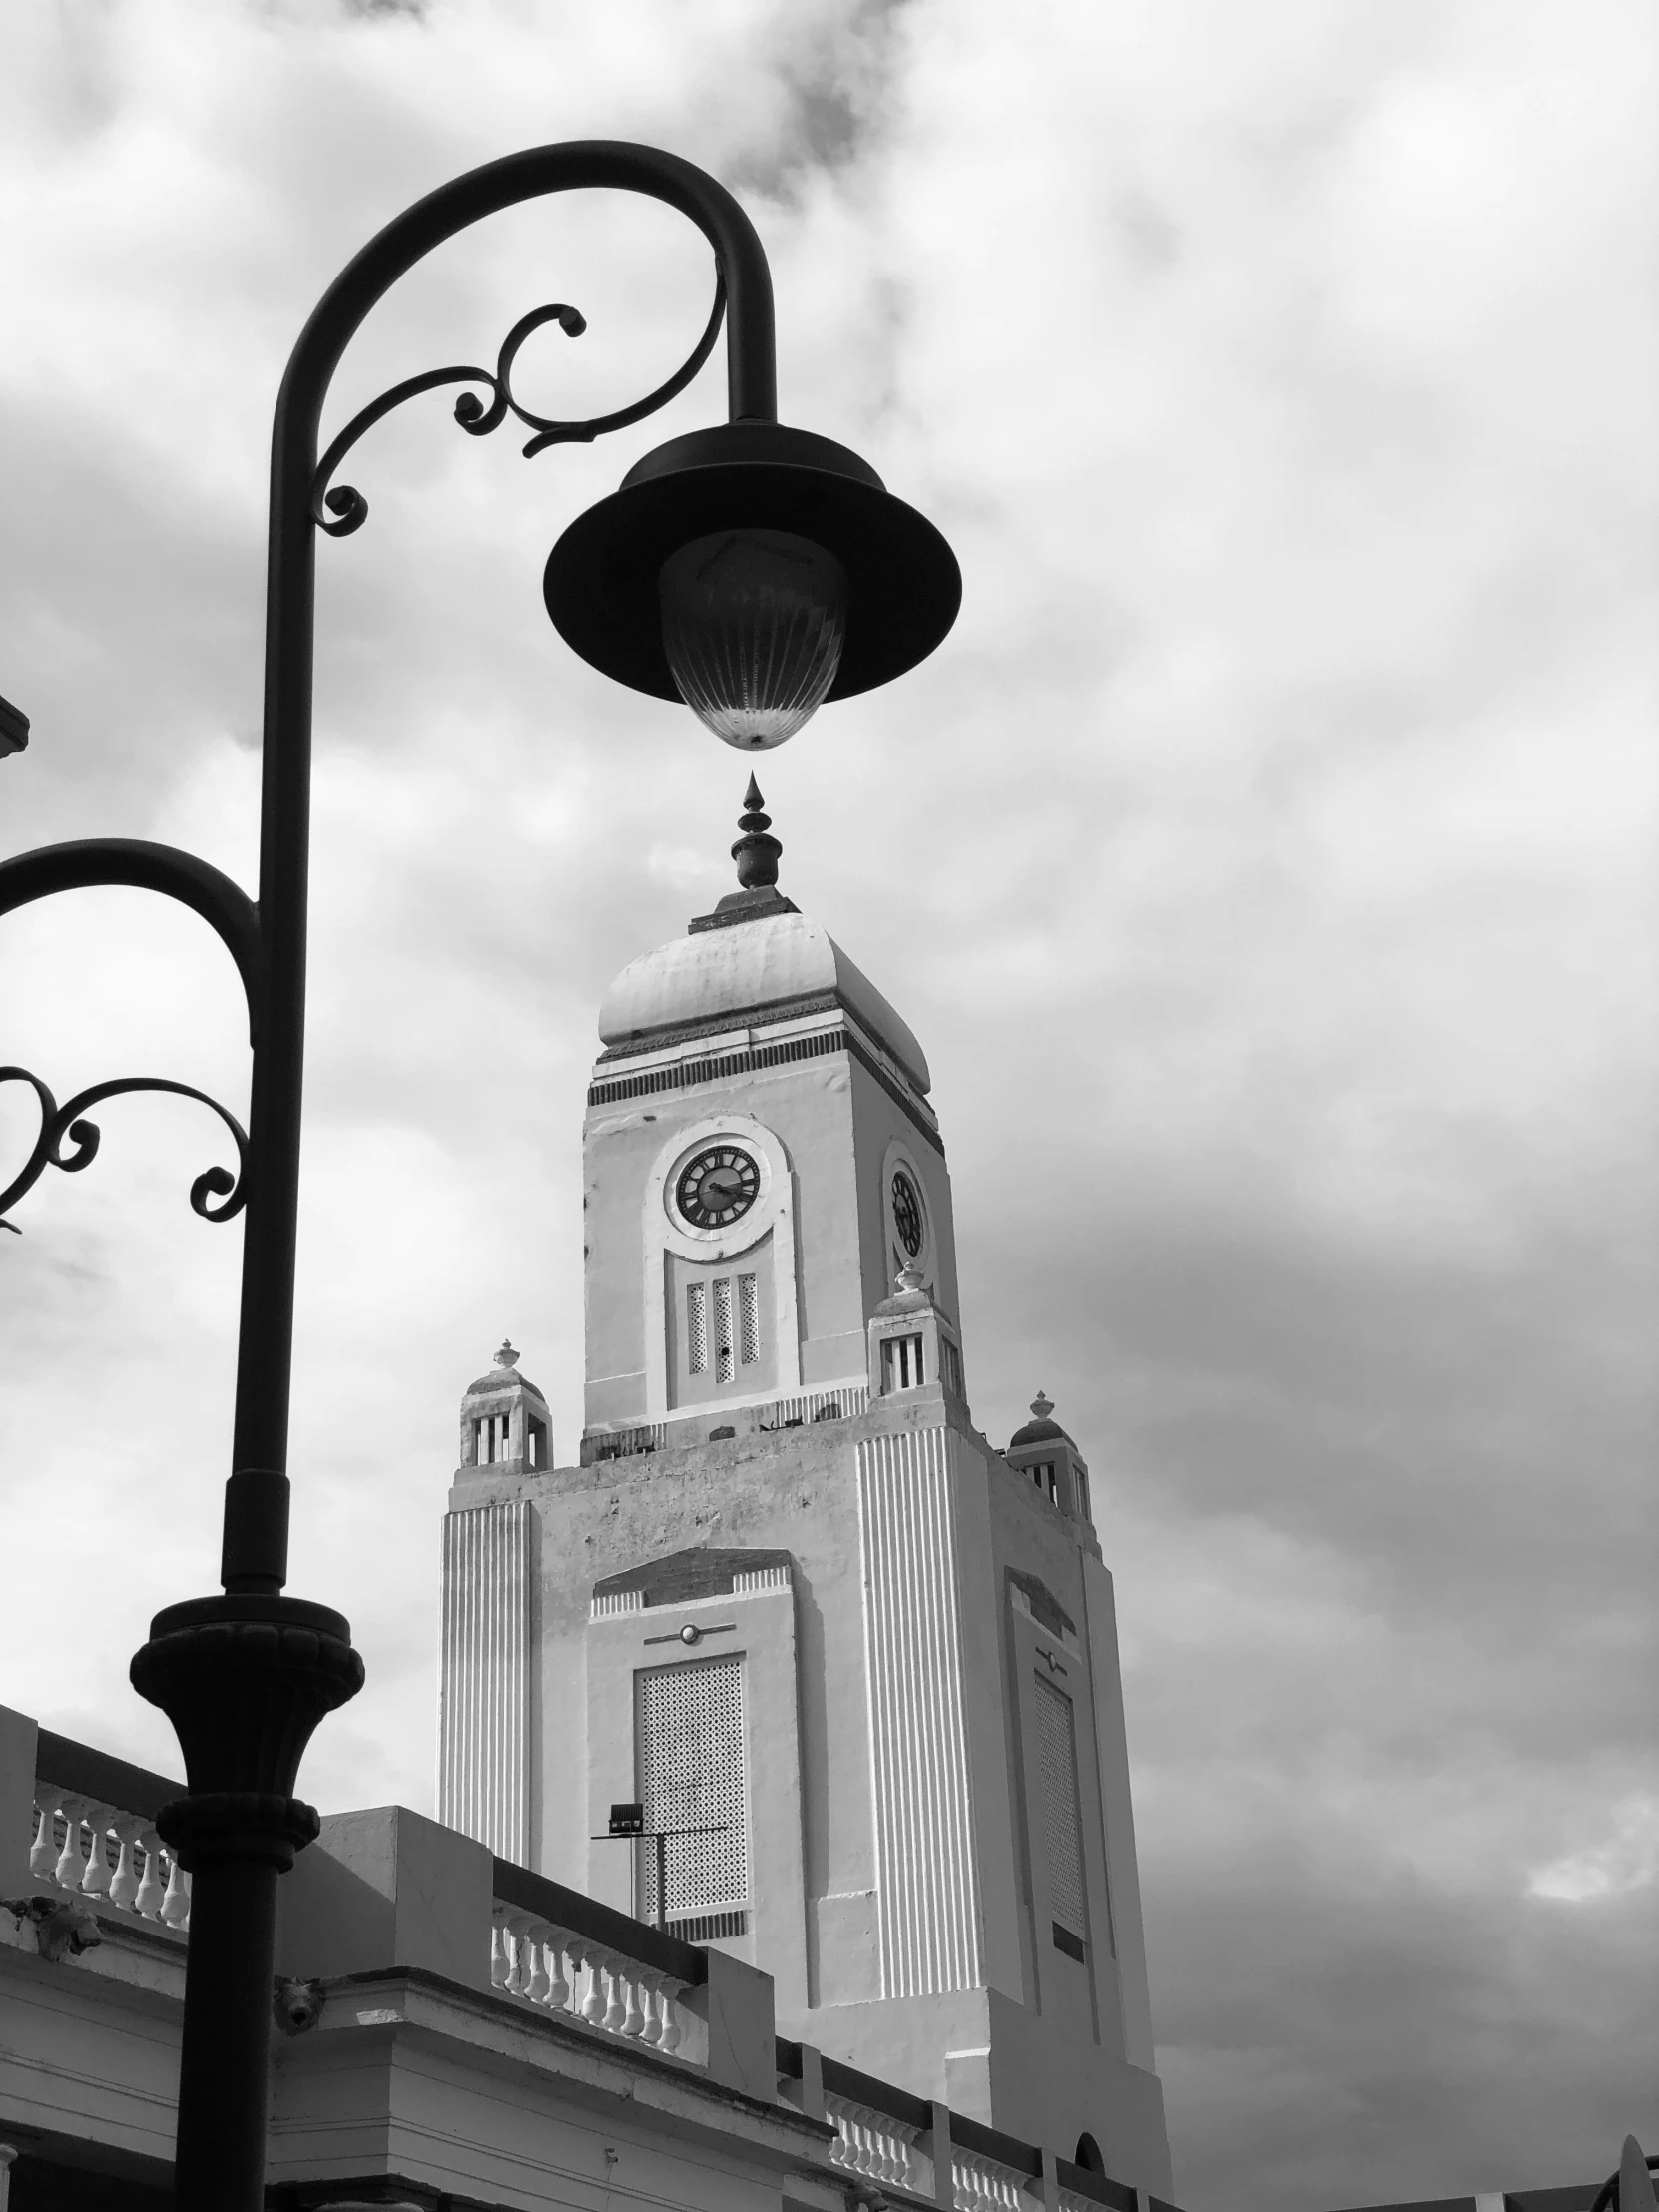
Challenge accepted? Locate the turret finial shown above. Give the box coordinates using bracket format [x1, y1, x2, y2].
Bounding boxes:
[1030, 1389, 1053, 1420]
[732, 777, 782, 890]
[496, 1340, 520, 1370]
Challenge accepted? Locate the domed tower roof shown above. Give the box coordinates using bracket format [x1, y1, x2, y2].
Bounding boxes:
[594, 779, 930, 1094]
[464, 1339, 548, 1405]
[1009, 1389, 1069, 1450]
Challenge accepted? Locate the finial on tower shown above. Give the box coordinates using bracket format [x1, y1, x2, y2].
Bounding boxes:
[688, 777, 801, 932]
[496, 1340, 520, 1370]
[1030, 1389, 1054, 1421]
[732, 775, 783, 890]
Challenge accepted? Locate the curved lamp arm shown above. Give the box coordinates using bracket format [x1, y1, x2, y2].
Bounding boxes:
[0, 838, 262, 1033]
[0, 840, 260, 1234]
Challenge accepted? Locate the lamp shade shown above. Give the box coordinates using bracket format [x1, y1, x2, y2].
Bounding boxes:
[543, 421, 961, 709]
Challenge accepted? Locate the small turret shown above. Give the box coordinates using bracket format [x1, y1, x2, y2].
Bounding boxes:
[1005, 1391, 1093, 1527]
[865, 1262, 967, 1406]
[459, 1340, 553, 1471]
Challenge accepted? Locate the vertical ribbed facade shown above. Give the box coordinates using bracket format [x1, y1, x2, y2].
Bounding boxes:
[438, 1499, 535, 1863]
[856, 1425, 983, 1997]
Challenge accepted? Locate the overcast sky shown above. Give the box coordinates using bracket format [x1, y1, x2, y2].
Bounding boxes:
[1, 2, 1654, 2204]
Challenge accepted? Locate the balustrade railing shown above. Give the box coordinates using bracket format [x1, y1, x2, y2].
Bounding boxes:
[28, 1731, 190, 1934]
[951, 2114, 1044, 2212]
[490, 1855, 707, 2066]
[952, 2146, 1040, 2211]
[826, 2088, 926, 2193]
[16, 1730, 1146, 2212]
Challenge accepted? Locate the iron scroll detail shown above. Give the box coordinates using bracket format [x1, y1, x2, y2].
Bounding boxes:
[309, 275, 727, 538]
[0, 1068, 249, 1231]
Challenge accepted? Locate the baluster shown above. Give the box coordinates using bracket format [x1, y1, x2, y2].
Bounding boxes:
[132, 1828, 167, 1919]
[875, 2117, 898, 2184]
[601, 1954, 628, 2035]
[897, 2125, 920, 2190]
[545, 1932, 573, 2012]
[635, 1968, 664, 2046]
[79, 1801, 117, 1899]
[867, 2114, 889, 2182]
[29, 1789, 65, 1880]
[881, 2123, 904, 2185]
[505, 1913, 537, 1995]
[657, 1976, 685, 2055]
[579, 1944, 608, 2025]
[52, 1796, 88, 1891]
[620, 1967, 647, 2039]
[160, 1853, 190, 1928]
[108, 1816, 145, 1911]
[490, 1915, 510, 1988]
[524, 1924, 551, 2004]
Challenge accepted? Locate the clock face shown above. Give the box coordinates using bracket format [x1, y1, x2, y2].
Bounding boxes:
[675, 1144, 761, 1230]
[891, 1169, 924, 1258]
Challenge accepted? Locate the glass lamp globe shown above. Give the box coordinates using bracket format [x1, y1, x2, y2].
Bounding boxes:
[659, 527, 848, 750]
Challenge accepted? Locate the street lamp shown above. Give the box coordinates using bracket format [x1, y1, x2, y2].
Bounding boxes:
[0, 142, 959, 2211]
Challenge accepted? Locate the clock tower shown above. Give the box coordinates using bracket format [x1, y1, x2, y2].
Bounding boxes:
[438, 787, 1173, 2192]
[582, 779, 958, 1445]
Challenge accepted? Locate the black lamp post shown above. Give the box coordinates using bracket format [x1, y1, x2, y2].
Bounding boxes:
[0, 142, 958, 2211]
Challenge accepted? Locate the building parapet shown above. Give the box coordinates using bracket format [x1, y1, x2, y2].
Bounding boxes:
[13, 1721, 192, 1936]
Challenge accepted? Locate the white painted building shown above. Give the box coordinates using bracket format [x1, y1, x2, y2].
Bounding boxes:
[439, 814, 1175, 2195]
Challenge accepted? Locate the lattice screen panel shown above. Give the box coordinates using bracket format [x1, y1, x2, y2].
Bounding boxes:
[636, 1653, 748, 1921]
[738, 1273, 760, 1365]
[1033, 1674, 1087, 1936]
[687, 1282, 708, 1373]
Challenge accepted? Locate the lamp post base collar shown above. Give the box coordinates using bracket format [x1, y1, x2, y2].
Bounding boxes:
[157, 1790, 321, 1873]
[130, 1592, 364, 1823]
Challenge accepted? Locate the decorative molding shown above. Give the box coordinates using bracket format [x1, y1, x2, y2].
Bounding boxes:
[758, 1382, 871, 1428]
[596, 988, 841, 1063]
[731, 1564, 792, 1593]
[591, 1017, 946, 1159]
[1006, 1568, 1077, 1645]
[589, 1590, 645, 1619]
[437, 1499, 536, 1863]
[591, 1018, 843, 1099]
[855, 1425, 983, 1998]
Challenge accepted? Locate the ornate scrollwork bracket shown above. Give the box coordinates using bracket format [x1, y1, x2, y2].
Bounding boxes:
[309, 274, 726, 538]
[0, 1067, 248, 1233]
[0, 837, 260, 1236]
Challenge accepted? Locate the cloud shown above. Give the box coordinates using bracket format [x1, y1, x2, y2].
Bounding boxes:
[1527, 1797, 1659, 1906]
[1, 0, 1654, 2205]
